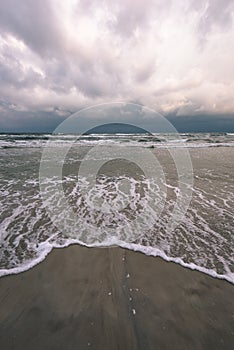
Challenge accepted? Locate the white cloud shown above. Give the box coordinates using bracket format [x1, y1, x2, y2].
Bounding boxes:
[0, 0, 234, 122]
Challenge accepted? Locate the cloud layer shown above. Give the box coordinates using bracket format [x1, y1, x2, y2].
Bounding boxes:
[0, 0, 234, 130]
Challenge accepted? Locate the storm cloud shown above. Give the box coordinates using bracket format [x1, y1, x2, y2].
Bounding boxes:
[0, 0, 234, 131]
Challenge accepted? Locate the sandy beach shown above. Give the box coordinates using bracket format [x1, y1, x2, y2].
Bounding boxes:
[0, 245, 233, 350]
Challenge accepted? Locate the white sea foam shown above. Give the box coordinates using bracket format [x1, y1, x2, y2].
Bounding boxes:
[0, 172, 233, 283]
[0, 134, 233, 283]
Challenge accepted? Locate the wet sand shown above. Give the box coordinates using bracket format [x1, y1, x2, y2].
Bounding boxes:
[0, 245, 233, 350]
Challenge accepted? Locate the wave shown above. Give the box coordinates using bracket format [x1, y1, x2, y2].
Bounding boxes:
[0, 171, 233, 284]
[0, 132, 234, 149]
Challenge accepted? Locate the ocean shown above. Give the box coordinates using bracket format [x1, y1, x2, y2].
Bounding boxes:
[0, 132, 233, 283]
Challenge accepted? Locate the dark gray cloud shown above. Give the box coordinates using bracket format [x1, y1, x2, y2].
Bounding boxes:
[0, 0, 234, 131]
[168, 113, 234, 133]
[0, 0, 64, 57]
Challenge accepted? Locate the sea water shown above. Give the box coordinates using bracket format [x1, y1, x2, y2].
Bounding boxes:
[0, 133, 233, 283]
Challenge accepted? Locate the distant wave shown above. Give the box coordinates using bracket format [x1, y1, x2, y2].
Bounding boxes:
[0, 132, 234, 149]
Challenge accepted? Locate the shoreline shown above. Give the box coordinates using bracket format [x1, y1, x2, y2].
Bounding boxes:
[1, 242, 233, 285]
[0, 245, 233, 349]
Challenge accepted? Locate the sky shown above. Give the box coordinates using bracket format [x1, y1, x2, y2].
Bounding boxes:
[0, 0, 234, 132]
